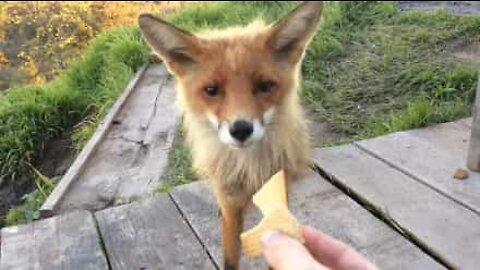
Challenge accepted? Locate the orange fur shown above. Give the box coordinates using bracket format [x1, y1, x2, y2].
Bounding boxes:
[139, 2, 323, 269]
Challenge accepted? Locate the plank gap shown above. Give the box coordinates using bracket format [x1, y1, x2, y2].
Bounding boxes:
[354, 142, 480, 217]
[310, 163, 455, 269]
[167, 192, 220, 270]
[95, 194, 214, 269]
[171, 174, 442, 269]
[91, 211, 113, 270]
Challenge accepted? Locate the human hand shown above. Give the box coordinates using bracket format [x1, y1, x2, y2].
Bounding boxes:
[261, 225, 377, 270]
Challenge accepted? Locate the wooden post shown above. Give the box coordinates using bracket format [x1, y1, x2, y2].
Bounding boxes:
[467, 75, 480, 171]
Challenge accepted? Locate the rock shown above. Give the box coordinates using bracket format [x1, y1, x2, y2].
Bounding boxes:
[453, 168, 469, 180]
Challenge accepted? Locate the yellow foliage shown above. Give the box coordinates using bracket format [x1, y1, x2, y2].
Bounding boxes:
[20, 59, 45, 85]
[0, 1, 192, 90]
[91, 1, 187, 29]
[0, 51, 7, 66]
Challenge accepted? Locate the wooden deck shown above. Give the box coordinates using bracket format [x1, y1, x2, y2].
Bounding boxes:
[2, 117, 479, 269]
[40, 64, 181, 216]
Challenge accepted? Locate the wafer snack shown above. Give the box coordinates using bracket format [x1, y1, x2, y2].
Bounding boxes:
[240, 170, 304, 258]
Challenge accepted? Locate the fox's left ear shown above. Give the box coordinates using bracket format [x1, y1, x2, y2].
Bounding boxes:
[267, 1, 323, 64]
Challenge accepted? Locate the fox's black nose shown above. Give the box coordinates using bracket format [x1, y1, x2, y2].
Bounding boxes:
[230, 120, 253, 142]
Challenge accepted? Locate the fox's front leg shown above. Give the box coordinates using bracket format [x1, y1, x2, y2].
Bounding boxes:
[214, 187, 245, 270]
[220, 205, 243, 270]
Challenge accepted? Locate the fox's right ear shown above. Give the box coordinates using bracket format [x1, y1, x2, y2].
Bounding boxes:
[138, 14, 199, 74]
[267, 1, 323, 64]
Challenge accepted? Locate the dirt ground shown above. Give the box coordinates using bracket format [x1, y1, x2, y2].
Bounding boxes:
[0, 131, 76, 227]
[36, 131, 77, 180]
[454, 43, 480, 65]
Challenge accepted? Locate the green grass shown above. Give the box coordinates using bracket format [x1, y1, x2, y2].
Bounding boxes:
[152, 1, 479, 188]
[301, 3, 479, 144]
[157, 125, 196, 192]
[4, 166, 58, 226]
[166, 1, 298, 31]
[68, 28, 149, 150]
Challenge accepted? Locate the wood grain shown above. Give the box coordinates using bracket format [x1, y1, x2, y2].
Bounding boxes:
[95, 193, 216, 270]
[315, 145, 480, 269]
[1, 211, 108, 270]
[171, 173, 442, 270]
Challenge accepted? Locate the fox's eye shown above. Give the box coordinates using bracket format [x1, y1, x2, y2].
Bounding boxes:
[204, 85, 218, 97]
[258, 81, 274, 93]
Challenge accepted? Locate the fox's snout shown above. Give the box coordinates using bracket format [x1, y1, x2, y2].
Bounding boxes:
[229, 120, 253, 142]
[218, 117, 266, 148]
[210, 107, 276, 148]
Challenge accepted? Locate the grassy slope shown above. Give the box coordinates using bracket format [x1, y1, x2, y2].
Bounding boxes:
[159, 1, 480, 188]
[2, 28, 148, 225]
[0, 27, 148, 187]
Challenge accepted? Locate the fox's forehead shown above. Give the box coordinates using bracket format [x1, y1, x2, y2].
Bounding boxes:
[193, 21, 273, 73]
[210, 42, 268, 74]
[190, 44, 281, 93]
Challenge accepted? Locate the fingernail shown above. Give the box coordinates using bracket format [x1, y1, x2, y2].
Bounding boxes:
[261, 231, 282, 246]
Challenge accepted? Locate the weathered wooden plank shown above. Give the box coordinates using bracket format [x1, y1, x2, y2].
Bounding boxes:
[1, 211, 108, 270]
[467, 76, 480, 171]
[356, 131, 480, 215]
[170, 180, 267, 269]
[46, 64, 182, 214]
[115, 77, 181, 200]
[170, 173, 443, 270]
[315, 145, 480, 269]
[407, 121, 470, 158]
[40, 64, 149, 217]
[95, 193, 216, 270]
[456, 117, 472, 128]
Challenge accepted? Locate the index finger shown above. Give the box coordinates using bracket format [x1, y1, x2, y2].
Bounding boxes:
[301, 226, 377, 270]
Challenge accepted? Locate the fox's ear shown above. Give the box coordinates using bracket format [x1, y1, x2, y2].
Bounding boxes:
[267, 1, 323, 63]
[138, 14, 199, 74]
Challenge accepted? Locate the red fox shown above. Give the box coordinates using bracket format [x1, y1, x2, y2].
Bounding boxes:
[139, 1, 323, 269]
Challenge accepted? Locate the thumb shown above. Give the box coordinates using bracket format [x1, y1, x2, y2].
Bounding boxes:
[261, 231, 327, 270]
